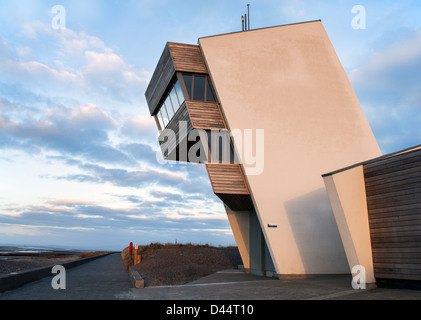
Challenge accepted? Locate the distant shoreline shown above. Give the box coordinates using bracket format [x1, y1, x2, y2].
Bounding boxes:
[0, 245, 105, 257]
[0, 246, 112, 274]
[0, 246, 84, 257]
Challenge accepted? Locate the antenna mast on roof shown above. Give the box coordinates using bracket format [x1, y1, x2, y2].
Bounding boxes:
[241, 4, 251, 31]
[247, 4, 250, 30]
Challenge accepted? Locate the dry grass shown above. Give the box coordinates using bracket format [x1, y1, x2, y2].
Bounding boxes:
[123, 242, 242, 287]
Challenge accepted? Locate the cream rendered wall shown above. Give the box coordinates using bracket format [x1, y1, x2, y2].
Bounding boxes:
[323, 165, 376, 283]
[199, 21, 381, 275]
[224, 205, 250, 271]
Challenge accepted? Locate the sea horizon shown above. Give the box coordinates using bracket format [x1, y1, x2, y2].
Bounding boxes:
[0, 244, 109, 255]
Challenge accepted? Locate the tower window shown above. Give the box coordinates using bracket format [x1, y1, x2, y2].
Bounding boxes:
[154, 78, 186, 131]
[193, 76, 206, 101]
[182, 73, 216, 102]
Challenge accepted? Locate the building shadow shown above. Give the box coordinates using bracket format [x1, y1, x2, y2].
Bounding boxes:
[283, 187, 349, 275]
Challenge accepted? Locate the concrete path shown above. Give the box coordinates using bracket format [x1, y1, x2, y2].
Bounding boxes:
[127, 271, 421, 300]
[0, 253, 132, 300]
[1, 252, 421, 300]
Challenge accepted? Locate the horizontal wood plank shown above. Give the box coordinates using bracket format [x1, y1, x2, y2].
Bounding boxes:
[186, 100, 226, 130]
[366, 197, 421, 211]
[368, 213, 421, 226]
[364, 166, 421, 185]
[374, 273, 421, 281]
[372, 247, 421, 253]
[364, 148, 421, 281]
[371, 236, 421, 246]
[369, 217, 421, 229]
[370, 225, 421, 235]
[206, 164, 249, 195]
[146, 42, 209, 116]
[168, 42, 208, 74]
[372, 251, 421, 259]
[374, 267, 421, 275]
[364, 148, 421, 171]
[365, 177, 421, 197]
[206, 163, 253, 211]
[367, 203, 421, 216]
[366, 187, 421, 202]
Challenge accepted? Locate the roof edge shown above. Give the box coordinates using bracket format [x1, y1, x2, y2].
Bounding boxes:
[198, 19, 322, 41]
[322, 144, 421, 177]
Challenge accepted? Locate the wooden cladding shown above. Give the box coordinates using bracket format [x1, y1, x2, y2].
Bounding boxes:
[146, 41, 254, 211]
[168, 42, 207, 74]
[186, 100, 226, 130]
[364, 147, 421, 281]
[145, 45, 175, 116]
[206, 163, 254, 211]
[158, 102, 192, 160]
[157, 100, 226, 161]
[207, 164, 249, 195]
[145, 42, 208, 116]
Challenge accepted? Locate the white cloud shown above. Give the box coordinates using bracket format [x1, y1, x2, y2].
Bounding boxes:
[0, 17, 233, 250]
[16, 45, 32, 58]
[119, 114, 158, 142]
[67, 104, 118, 129]
[84, 50, 124, 71]
[0, 58, 77, 88]
[58, 30, 106, 56]
[1, 21, 150, 107]
[49, 199, 96, 206]
[350, 29, 421, 86]
[349, 28, 421, 153]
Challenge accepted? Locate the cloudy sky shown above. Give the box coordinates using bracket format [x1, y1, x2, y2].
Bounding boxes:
[0, 0, 420, 251]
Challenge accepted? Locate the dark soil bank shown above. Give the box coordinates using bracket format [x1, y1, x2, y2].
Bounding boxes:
[129, 243, 242, 287]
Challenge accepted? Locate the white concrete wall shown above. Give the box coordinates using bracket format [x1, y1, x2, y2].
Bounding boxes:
[323, 165, 376, 283]
[199, 21, 381, 275]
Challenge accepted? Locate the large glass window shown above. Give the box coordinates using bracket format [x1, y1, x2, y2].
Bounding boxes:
[169, 88, 179, 114]
[193, 76, 206, 101]
[155, 78, 186, 131]
[182, 73, 216, 102]
[159, 109, 169, 128]
[154, 74, 217, 131]
[174, 81, 184, 105]
[206, 80, 216, 102]
[182, 74, 193, 100]
[164, 97, 174, 120]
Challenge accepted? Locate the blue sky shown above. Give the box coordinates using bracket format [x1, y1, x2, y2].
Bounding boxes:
[0, 0, 420, 251]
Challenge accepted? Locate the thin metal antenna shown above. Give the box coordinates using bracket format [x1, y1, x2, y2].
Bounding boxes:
[247, 4, 250, 30]
[241, 4, 251, 31]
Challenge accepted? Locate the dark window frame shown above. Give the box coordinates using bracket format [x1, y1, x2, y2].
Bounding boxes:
[154, 75, 186, 131]
[179, 72, 216, 103]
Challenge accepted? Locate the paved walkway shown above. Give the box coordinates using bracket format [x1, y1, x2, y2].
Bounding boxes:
[127, 271, 421, 300]
[1, 253, 421, 300]
[0, 253, 133, 300]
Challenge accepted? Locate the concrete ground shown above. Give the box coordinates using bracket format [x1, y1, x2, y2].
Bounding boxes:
[1, 252, 421, 300]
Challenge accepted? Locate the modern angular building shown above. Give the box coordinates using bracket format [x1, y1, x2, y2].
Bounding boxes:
[145, 20, 383, 278]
